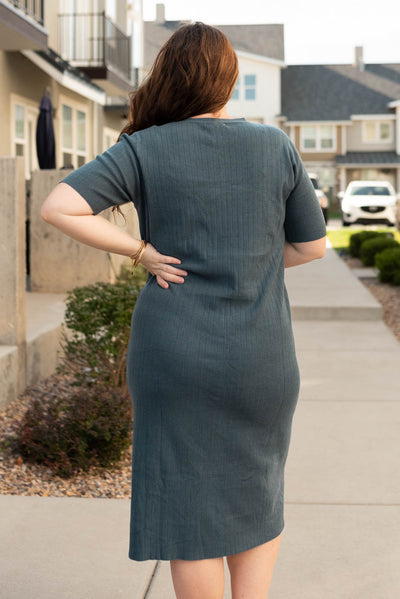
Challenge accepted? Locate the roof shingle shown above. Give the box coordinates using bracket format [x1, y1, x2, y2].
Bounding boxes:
[144, 21, 284, 70]
[281, 63, 400, 121]
[335, 151, 400, 165]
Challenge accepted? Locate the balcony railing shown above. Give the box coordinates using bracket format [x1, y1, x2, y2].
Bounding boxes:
[59, 12, 131, 81]
[7, 0, 44, 25]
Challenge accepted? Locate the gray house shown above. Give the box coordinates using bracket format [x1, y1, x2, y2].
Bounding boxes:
[278, 47, 400, 199]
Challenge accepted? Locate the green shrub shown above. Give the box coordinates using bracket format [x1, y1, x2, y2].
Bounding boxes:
[359, 237, 400, 266]
[15, 383, 133, 478]
[374, 248, 400, 283]
[57, 273, 145, 388]
[393, 271, 400, 286]
[348, 231, 388, 257]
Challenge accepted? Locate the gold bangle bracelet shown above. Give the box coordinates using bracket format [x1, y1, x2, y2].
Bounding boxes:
[129, 239, 145, 262]
[129, 240, 147, 274]
[134, 242, 147, 266]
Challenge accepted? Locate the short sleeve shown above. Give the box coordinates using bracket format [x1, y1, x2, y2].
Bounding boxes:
[283, 137, 327, 242]
[60, 133, 142, 215]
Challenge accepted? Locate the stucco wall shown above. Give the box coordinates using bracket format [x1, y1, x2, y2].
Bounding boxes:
[0, 157, 27, 406]
[30, 169, 140, 293]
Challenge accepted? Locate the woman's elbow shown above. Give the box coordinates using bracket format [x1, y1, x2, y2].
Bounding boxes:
[41, 203, 53, 223]
[314, 242, 327, 259]
[40, 199, 54, 223]
[40, 187, 59, 223]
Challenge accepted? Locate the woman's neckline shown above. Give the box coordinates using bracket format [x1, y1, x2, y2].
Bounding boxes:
[188, 117, 246, 121]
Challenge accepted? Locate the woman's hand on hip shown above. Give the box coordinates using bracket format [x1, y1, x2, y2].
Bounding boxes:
[138, 243, 188, 289]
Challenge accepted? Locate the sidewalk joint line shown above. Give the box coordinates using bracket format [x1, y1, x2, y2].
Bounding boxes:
[142, 560, 160, 599]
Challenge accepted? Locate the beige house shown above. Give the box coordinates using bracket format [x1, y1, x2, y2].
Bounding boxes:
[278, 47, 400, 199]
[0, 0, 143, 180]
[0, 1, 144, 408]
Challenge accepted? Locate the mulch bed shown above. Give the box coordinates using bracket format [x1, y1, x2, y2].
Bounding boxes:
[1, 255, 399, 498]
[0, 373, 132, 499]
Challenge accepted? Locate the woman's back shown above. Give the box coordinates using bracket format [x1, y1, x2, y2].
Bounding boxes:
[62, 115, 326, 368]
[42, 20, 327, 586]
[136, 118, 288, 297]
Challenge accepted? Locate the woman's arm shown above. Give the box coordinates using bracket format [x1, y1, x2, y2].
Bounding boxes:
[284, 236, 326, 268]
[41, 183, 188, 289]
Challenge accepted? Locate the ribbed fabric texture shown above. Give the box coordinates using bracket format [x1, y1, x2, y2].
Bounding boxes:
[62, 118, 327, 561]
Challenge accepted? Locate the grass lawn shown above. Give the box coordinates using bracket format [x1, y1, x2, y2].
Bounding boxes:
[326, 227, 400, 253]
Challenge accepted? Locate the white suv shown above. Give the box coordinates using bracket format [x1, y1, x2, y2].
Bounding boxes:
[338, 180, 398, 227]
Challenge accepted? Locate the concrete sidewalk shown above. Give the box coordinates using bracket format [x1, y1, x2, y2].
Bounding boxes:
[1, 242, 400, 598]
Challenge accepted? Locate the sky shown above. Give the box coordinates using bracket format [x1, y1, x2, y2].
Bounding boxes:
[143, 0, 400, 65]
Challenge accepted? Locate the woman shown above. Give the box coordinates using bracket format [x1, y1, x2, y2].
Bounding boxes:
[41, 22, 326, 599]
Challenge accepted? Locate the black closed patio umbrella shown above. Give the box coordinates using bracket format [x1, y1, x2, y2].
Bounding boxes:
[36, 87, 56, 169]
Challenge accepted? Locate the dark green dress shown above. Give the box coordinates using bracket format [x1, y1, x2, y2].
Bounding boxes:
[61, 118, 327, 561]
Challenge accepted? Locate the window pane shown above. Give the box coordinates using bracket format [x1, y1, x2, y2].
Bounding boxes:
[62, 152, 74, 168]
[320, 125, 333, 137]
[321, 138, 333, 148]
[76, 110, 86, 151]
[303, 126, 316, 148]
[304, 138, 316, 149]
[365, 122, 375, 140]
[244, 74, 256, 86]
[15, 105, 25, 140]
[303, 126, 316, 138]
[62, 104, 73, 149]
[15, 143, 24, 156]
[380, 122, 390, 139]
[245, 88, 256, 100]
[244, 74, 256, 101]
[77, 155, 86, 167]
[320, 125, 333, 149]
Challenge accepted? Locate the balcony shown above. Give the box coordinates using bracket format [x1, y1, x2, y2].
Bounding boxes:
[59, 11, 133, 96]
[0, 0, 47, 50]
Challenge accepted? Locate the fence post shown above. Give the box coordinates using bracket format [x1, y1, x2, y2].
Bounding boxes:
[0, 157, 27, 405]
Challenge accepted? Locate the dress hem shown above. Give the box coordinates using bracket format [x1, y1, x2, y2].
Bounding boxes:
[128, 520, 285, 562]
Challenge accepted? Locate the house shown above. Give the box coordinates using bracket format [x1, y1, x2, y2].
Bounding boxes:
[278, 47, 400, 199]
[0, 0, 143, 180]
[144, 4, 285, 126]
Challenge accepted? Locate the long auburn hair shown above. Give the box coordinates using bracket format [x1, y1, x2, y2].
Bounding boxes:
[119, 22, 238, 137]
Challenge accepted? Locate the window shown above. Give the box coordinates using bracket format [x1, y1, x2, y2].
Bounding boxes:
[300, 125, 336, 152]
[350, 185, 391, 196]
[362, 120, 392, 143]
[231, 77, 240, 101]
[228, 74, 257, 102]
[76, 110, 86, 166]
[61, 101, 88, 168]
[320, 125, 334, 149]
[14, 104, 25, 157]
[302, 126, 316, 149]
[11, 97, 39, 179]
[244, 74, 256, 100]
